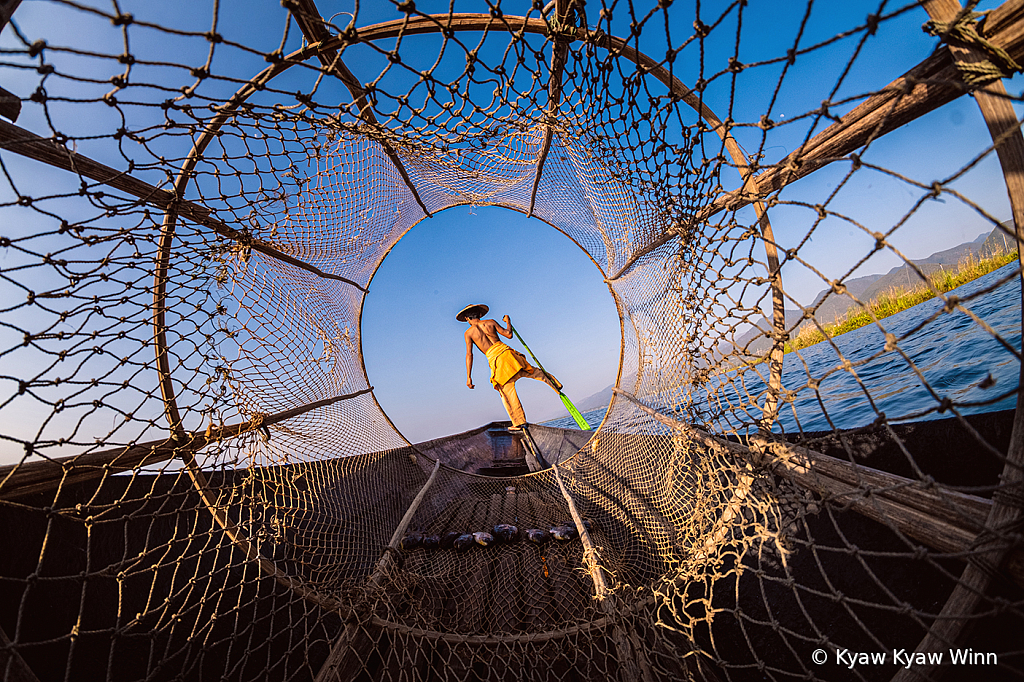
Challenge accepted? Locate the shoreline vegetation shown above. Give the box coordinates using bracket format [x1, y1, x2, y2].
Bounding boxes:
[787, 249, 1018, 354]
[727, 248, 1019, 372]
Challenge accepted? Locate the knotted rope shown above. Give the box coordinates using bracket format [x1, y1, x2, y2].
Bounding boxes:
[924, 10, 1021, 86]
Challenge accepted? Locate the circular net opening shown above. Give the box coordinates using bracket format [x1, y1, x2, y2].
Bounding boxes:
[359, 204, 622, 443]
[0, 2, 1022, 681]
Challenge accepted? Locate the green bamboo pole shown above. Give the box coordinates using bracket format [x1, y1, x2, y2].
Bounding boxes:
[509, 324, 591, 430]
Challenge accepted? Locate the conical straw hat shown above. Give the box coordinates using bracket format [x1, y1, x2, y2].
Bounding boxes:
[456, 304, 489, 322]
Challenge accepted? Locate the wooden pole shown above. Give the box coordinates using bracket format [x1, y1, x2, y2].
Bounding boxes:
[552, 463, 654, 682]
[0, 120, 367, 291]
[0, 388, 373, 501]
[754, 196, 786, 432]
[527, 0, 571, 218]
[284, 0, 432, 218]
[314, 458, 443, 682]
[517, 431, 545, 472]
[0, 85, 20, 123]
[0, 0, 21, 34]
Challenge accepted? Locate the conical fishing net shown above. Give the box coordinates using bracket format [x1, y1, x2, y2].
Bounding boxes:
[1, 1, 1023, 680]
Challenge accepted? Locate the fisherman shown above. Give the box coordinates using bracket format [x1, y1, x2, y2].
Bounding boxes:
[458, 304, 562, 432]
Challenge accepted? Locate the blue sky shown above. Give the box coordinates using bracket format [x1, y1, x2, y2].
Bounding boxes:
[361, 206, 621, 442]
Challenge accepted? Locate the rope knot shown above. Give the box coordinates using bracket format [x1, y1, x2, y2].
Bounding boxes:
[546, 6, 580, 41]
[248, 413, 271, 442]
[924, 10, 1021, 86]
[232, 232, 253, 264]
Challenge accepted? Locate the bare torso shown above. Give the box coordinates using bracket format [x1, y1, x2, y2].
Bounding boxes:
[465, 318, 504, 354]
[464, 316, 513, 389]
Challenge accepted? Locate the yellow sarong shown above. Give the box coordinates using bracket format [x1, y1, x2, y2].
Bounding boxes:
[485, 342, 530, 388]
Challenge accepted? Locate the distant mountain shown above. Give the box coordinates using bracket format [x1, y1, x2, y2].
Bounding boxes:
[807, 273, 884, 327]
[727, 225, 1012, 359]
[538, 383, 613, 422]
[575, 383, 614, 412]
[853, 228, 1007, 310]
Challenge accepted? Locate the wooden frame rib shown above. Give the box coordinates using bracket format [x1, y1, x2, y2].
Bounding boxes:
[688, 51, 966, 226]
[285, 0, 432, 218]
[0, 388, 374, 501]
[527, 0, 571, 217]
[0, 120, 367, 291]
[553, 461, 654, 682]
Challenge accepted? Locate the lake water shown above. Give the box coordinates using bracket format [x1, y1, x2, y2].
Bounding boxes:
[543, 263, 1021, 434]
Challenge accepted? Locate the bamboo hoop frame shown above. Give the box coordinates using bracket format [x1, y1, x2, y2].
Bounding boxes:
[135, 13, 793, 605]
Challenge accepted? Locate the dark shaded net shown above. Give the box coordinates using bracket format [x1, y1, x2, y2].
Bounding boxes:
[1, 1, 1022, 681]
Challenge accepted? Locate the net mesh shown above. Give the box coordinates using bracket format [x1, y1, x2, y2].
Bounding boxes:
[1, 1, 1022, 680]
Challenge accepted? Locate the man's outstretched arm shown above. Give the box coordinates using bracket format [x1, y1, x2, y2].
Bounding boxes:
[465, 333, 475, 389]
[496, 314, 513, 339]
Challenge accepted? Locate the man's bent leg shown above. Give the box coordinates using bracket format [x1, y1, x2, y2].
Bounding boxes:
[523, 366, 562, 392]
[498, 380, 527, 426]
